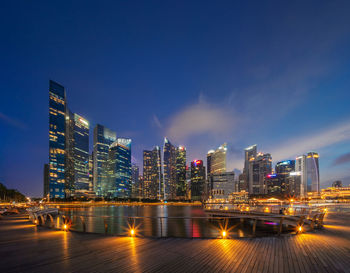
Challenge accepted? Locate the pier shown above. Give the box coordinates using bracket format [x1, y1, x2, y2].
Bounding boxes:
[1, 211, 350, 272]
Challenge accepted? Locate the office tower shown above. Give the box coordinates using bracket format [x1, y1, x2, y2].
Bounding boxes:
[275, 160, 295, 195]
[107, 138, 132, 198]
[306, 152, 320, 193]
[43, 163, 49, 198]
[287, 172, 302, 197]
[238, 173, 246, 192]
[207, 150, 214, 175]
[71, 114, 90, 191]
[93, 124, 116, 196]
[190, 160, 205, 201]
[131, 164, 139, 198]
[48, 80, 67, 199]
[163, 137, 176, 200]
[248, 153, 272, 194]
[332, 180, 342, 188]
[295, 155, 307, 197]
[266, 173, 281, 195]
[243, 145, 257, 192]
[210, 143, 227, 174]
[143, 147, 162, 199]
[175, 146, 187, 199]
[88, 154, 94, 191]
[65, 110, 75, 197]
[209, 172, 235, 200]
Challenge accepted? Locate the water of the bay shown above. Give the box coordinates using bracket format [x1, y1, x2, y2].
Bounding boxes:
[60, 205, 285, 238]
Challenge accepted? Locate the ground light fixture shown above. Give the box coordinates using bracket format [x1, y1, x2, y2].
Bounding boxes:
[221, 230, 227, 238]
[130, 228, 135, 237]
[297, 225, 303, 233]
[63, 224, 68, 231]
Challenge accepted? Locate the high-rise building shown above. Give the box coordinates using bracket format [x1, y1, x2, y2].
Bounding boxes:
[93, 124, 116, 196]
[88, 153, 94, 191]
[207, 143, 227, 175]
[275, 160, 295, 194]
[163, 137, 176, 200]
[243, 145, 257, 192]
[295, 155, 307, 197]
[295, 153, 320, 195]
[143, 147, 162, 199]
[43, 163, 49, 198]
[175, 146, 186, 199]
[65, 110, 75, 197]
[48, 80, 67, 199]
[287, 172, 302, 197]
[131, 164, 140, 198]
[72, 114, 90, 191]
[107, 138, 132, 198]
[190, 160, 205, 201]
[248, 153, 272, 194]
[209, 172, 235, 200]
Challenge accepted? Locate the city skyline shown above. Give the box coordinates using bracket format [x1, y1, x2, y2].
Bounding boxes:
[1, 1, 350, 197]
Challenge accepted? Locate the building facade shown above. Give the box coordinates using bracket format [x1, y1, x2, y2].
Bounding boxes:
[243, 144, 257, 192]
[175, 146, 187, 199]
[306, 152, 320, 193]
[248, 153, 272, 194]
[93, 124, 116, 196]
[107, 138, 132, 198]
[48, 80, 67, 199]
[163, 137, 176, 200]
[207, 143, 227, 175]
[131, 164, 140, 198]
[190, 160, 205, 201]
[209, 171, 235, 200]
[143, 147, 162, 199]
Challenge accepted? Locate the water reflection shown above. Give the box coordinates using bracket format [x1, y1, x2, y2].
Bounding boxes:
[60, 205, 285, 238]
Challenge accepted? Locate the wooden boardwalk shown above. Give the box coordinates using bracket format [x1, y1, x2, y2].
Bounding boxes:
[1, 212, 350, 273]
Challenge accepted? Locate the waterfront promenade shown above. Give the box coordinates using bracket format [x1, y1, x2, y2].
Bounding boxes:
[1, 212, 350, 273]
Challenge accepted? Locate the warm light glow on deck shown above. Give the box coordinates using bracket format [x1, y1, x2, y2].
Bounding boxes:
[130, 229, 135, 236]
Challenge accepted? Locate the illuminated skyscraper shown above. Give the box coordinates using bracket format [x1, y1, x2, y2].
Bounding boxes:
[93, 124, 116, 196]
[175, 146, 186, 199]
[306, 152, 320, 193]
[163, 137, 176, 200]
[131, 164, 139, 198]
[72, 114, 90, 191]
[143, 146, 162, 199]
[248, 153, 272, 194]
[275, 160, 295, 194]
[107, 138, 132, 198]
[243, 145, 257, 192]
[48, 80, 66, 199]
[295, 155, 307, 197]
[190, 160, 205, 201]
[43, 163, 49, 198]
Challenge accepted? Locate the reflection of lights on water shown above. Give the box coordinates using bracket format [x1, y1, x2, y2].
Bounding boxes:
[264, 221, 278, 226]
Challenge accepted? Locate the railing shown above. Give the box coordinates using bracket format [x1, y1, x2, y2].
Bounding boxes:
[28, 211, 326, 239]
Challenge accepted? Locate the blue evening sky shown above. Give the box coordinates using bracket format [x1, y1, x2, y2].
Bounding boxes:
[1, 0, 350, 197]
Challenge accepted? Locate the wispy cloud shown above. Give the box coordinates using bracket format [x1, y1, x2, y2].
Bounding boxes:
[269, 120, 350, 162]
[166, 99, 236, 142]
[333, 152, 350, 166]
[0, 112, 27, 130]
[151, 114, 162, 129]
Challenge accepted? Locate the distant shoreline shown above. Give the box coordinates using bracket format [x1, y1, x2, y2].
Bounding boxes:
[45, 201, 203, 208]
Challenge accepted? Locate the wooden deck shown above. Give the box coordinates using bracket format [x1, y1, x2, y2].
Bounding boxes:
[1, 212, 350, 273]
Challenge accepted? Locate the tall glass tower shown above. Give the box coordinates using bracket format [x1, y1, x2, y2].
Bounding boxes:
[72, 114, 90, 191]
[48, 80, 66, 199]
[143, 146, 162, 199]
[306, 152, 320, 192]
[163, 137, 176, 200]
[175, 146, 186, 199]
[190, 160, 205, 201]
[108, 138, 132, 198]
[93, 124, 116, 196]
